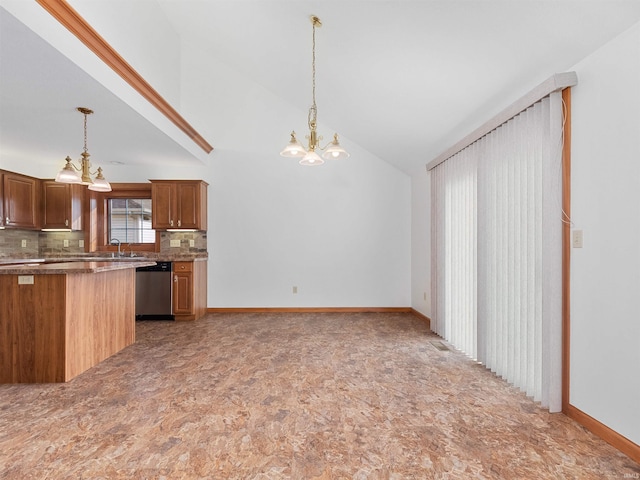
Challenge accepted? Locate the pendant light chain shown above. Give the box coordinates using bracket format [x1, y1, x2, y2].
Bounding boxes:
[308, 18, 317, 130]
[83, 111, 88, 154]
[312, 19, 316, 109]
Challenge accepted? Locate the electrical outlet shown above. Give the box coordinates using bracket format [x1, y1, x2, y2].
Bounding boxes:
[21, 239, 27, 248]
[170, 239, 181, 248]
[189, 239, 195, 247]
[572, 230, 583, 248]
[292, 286, 298, 294]
[79, 240, 85, 248]
[18, 275, 34, 285]
[63, 239, 69, 247]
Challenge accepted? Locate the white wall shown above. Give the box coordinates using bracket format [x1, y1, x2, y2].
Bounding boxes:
[569, 21, 640, 444]
[411, 169, 431, 316]
[179, 42, 411, 308]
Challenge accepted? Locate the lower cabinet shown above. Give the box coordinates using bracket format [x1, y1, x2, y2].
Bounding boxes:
[173, 260, 207, 321]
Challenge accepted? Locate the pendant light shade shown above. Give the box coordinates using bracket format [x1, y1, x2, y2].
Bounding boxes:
[88, 167, 112, 192]
[55, 157, 82, 183]
[280, 131, 306, 158]
[322, 134, 350, 160]
[299, 150, 324, 166]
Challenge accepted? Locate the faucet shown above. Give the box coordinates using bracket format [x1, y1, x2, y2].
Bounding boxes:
[110, 238, 121, 257]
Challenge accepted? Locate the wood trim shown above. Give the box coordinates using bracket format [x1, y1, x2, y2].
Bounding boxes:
[426, 72, 578, 171]
[208, 307, 413, 314]
[410, 308, 431, 329]
[558, 88, 639, 464]
[564, 404, 640, 464]
[561, 88, 572, 413]
[36, 0, 213, 154]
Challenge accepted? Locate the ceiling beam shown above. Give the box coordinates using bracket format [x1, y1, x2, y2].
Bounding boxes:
[36, 0, 214, 154]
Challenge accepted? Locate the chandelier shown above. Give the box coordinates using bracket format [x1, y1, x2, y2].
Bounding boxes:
[280, 15, 349, 166]
[55, 107, 112, 192]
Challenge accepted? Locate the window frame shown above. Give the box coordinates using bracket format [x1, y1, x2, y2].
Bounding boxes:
[93, 183, 159, 254]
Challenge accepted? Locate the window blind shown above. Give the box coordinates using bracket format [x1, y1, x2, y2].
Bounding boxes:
[430, 89, 564, 412]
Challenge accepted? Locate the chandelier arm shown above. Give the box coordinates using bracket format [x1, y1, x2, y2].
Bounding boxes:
[67, 159, 82, 172]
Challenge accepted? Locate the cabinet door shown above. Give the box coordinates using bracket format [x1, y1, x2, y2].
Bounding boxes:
[42, 182, 84, 230]
[42, 182, 69, 229]
[4, 173, 38, 229]
[176, 182, 199, 229]
[151, 182, 175, 229]
[173, 272, 193, 315]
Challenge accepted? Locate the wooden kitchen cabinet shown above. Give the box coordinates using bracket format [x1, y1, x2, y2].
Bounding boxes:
[173, 260, 207, 321]
[150, 180, 208, 230]
[41, 181, 84, 230]
[1, 170, 39, 229]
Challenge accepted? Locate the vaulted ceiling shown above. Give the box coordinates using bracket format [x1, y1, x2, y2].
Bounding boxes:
[2, 1, 640, 177]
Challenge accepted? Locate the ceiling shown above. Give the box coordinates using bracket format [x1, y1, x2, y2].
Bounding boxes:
[2, 1, 640, 176]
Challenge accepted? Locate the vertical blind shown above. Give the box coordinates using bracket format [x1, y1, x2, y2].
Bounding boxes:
[431, 92, 563, 412]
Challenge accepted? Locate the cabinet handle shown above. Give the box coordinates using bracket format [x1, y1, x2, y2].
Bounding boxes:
[170, 220, 174, 227]
[178, 220, 181, 227]
[6, 217, 9, 224]
[65, 219, 69, 226]
[174, 275, 178, 283]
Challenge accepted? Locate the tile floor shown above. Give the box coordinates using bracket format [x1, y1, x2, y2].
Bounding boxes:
[0, 312, 638, 479]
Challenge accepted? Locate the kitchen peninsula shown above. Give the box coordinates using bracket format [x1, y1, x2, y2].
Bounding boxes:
[0, 260, 155, 383]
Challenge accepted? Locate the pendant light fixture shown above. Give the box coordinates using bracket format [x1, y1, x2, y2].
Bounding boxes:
[280, 15, 349, 166]
[55, 107, 112, 192]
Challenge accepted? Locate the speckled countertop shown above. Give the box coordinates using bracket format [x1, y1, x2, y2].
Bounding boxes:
[0, 253, 207, 266]
[0, 260, 157, 275]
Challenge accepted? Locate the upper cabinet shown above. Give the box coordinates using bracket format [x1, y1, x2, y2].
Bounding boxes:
[150, 180, 208, 230]
[1, 170, 39, 229]
[41, 181, 84, 231]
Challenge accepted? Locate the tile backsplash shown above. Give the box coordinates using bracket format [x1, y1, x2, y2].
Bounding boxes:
[0, 229, 207, 258]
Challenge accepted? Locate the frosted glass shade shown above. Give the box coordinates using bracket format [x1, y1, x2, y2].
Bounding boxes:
[280, 131, 307, 158]
[322, 135, 350, 160]
[55, 158, 82, 184]
[299, 150, 324, 166]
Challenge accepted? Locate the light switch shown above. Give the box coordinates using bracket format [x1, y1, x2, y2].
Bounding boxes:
[572, 230, 583, 248]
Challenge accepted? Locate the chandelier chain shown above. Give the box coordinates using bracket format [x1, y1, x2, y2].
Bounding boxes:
[308, 19, 317, 130]
[83, 112, 88, 154]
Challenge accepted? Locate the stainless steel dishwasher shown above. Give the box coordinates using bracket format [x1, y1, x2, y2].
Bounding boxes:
[135, 261, 174, 320]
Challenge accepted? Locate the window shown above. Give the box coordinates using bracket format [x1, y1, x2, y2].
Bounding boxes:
[93, 184, 158, 254]
[108, 198, 155, 244]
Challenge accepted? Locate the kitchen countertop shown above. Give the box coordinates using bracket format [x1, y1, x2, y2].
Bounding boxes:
[0, 260, 157, 275]
[0, 254, 208, 266]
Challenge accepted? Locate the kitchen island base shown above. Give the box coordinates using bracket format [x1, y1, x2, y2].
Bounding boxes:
[1, 265, 140, 383]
